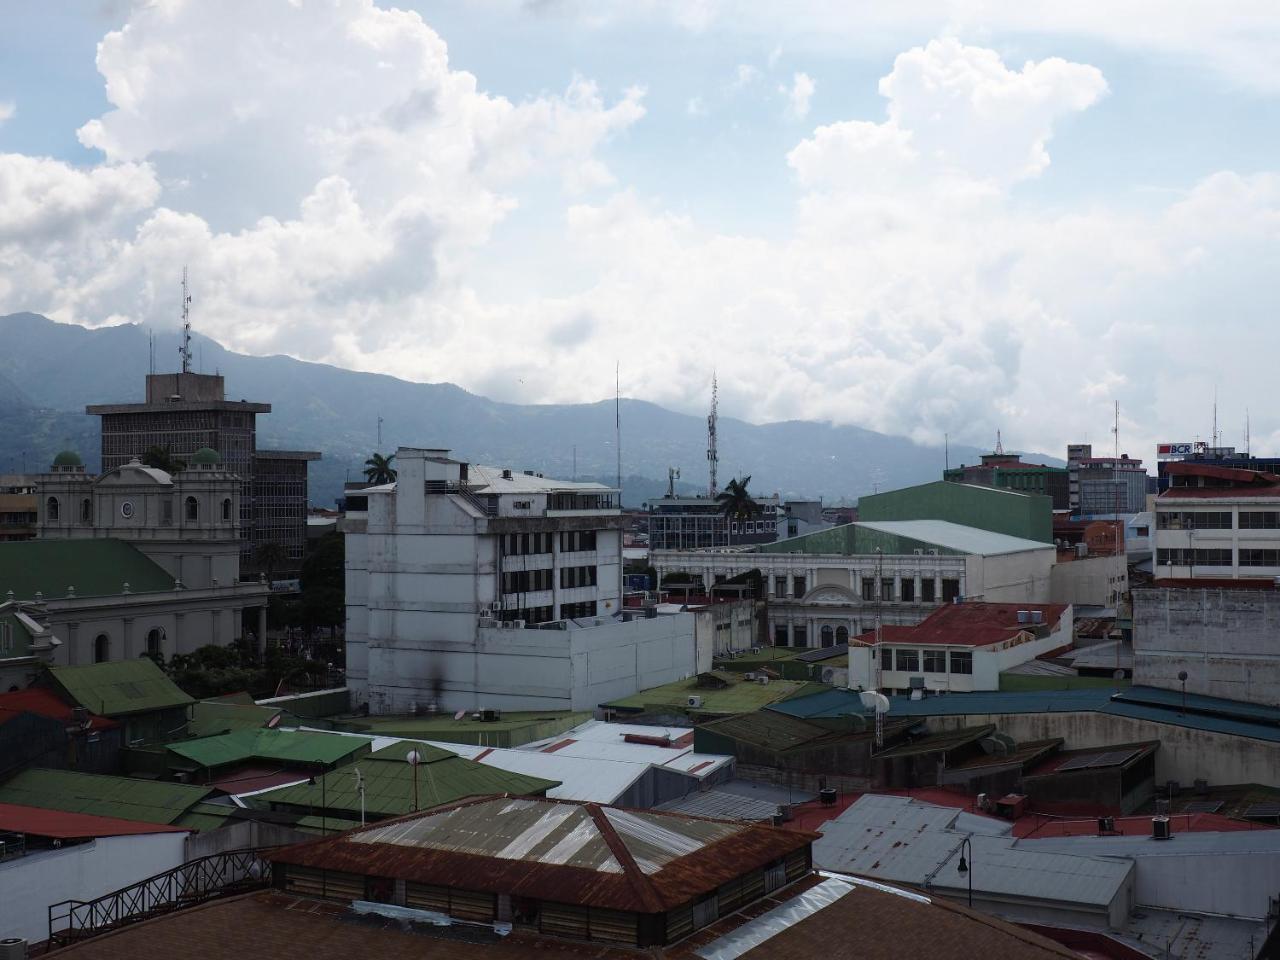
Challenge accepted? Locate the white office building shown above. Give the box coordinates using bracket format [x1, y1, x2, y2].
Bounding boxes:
[346, 448, 700, 714]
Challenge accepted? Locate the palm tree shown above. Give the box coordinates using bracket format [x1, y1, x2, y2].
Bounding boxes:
[717, 475, 761, 522]
[363, 452, 397, 485]
[143, 445, 185, 474]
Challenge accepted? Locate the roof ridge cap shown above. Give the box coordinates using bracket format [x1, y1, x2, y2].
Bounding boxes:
[586, 803, 665, 913]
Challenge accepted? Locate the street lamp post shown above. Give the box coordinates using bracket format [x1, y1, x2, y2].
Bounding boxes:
[956, 837, 974, 908]
[1178, 670, 1188, 716]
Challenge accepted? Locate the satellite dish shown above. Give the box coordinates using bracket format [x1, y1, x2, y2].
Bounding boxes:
[406, 750, 422, 766]
[266, 713, 282, 729]
[1113, 669, 1125, 681]
[453, 709, 466, 721]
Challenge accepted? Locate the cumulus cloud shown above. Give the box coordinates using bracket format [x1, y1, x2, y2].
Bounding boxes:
[783, 72, 815, 119]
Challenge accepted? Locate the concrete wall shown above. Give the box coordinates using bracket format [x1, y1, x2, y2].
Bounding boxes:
[1050, 554, 1128, 607]
[0, 831, 188, 944]
[920, 710, 1280, 787]
[1133, 586, 1280, 706]
[966, 551, 1055, 603]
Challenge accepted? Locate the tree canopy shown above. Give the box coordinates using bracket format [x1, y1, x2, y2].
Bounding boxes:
[364, 452, 397, 484]
[717, 475, 761, 521]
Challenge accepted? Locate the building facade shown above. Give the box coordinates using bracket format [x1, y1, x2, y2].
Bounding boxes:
[347, 447, 699, 713]
[646, 493, 783, 551]
[0, 474, 36, 542]
[944, 453, 1070, 510]
[1074, 456, 1148, 517]
[87, 372, 319, 577]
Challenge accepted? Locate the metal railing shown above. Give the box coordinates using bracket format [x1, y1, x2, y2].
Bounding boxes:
[0, 832, 25, 862]
[46, 848, 273, 950]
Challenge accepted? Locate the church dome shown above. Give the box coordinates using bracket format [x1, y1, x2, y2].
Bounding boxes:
[191, 447, 222, 466]
[52, 450, 82, 467]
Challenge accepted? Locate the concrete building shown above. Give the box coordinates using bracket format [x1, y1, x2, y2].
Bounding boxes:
[1074, 455, 1148, 517]
[0, 473, 36, 542]
[945, 453, 1070, 510]
[87, 371, 319, 577]
[1132, 583, 1280, 706]
[347, 447, 699, 714]
[847, 602, 1072, 694]
[646, 492, 783, 550]
[1153, 460, 1280, 580]
[654, 520, 1056, 650]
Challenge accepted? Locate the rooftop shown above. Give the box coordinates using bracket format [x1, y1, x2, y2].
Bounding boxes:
[852, 602, 1069, 649]
[187, 699, 286, 738]
[0, 687, 118, 731]
[605, 675, 823, 716]
[333, 710, 588, 748]
[0, 538, 176, 600]
[167, 728, 371, 770]
[855, 520, 1053, 556]
[468, 464, 614, 495]
[269, 794, 816, 914]
[49, 658, 194, 717]
[0, 802, 191, 839]
[0, 769, 212, 825]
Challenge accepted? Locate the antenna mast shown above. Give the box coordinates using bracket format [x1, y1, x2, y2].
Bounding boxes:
[615, 363, 622, 496]
[1246, 409, 1251, 458]
[994, 429, 1004, 455]
[1212, 387, 1219, 449]
[707, 372, 719, 498]
[178, 267, 193, 374]
[874, 547, 884, 747]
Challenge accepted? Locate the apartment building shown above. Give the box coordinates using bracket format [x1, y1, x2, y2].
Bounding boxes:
[1153, 461, 1280, 579]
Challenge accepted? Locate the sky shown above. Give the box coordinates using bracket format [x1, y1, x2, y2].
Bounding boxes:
[2, 1, 1279, 462]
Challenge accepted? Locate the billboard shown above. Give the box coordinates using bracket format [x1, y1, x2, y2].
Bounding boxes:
[1156, 441, 1206, 460]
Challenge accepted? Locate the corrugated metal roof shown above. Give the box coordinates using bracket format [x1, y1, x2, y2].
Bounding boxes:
[0, 687, 119, 731]
[49, 658, 194, 716]
[187, 700, 284, 738]
[258, 740, 560, 817]
[419, 741, 649, 804]
[813, 795, 1129, 909]
[0, 538, 176, 600]
[167, 728, 369, 769]
[469, 465, 614, 495]
[268, 795, 816, 913]
[0, 769, 211, 824]
[0, 801, 191, 838]
[1017, 829, 1280, 857]
[853, 521, 1053, 556]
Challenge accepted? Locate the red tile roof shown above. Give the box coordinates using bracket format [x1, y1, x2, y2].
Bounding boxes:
[0, 802, 190, 839]
[853, 602, 1069, 648]
[0, 688, 119, 731]
[1163, 461, 1280, 485]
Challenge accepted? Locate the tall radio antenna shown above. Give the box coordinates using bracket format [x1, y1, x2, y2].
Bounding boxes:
[707, 372, 719, 498]
[615, 362, 622, 496]
[178, 267, 193, 374]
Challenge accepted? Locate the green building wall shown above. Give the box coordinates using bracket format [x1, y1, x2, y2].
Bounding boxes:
[857, 481, 1052, 543]
[751, 523, 964, 557]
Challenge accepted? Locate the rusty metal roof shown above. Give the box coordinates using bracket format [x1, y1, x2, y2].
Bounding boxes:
[268, 795, 816, 913]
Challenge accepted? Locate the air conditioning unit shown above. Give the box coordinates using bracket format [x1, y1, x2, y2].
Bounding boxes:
[757, 675, 770, 685]
[743, 672, 757, 681]
[913, 549, 923, 556]
[479, 608, 493, 619]
[686, 695, 703, 709]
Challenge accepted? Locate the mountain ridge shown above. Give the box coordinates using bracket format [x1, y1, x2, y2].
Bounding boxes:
[0, 312, 1061, 506]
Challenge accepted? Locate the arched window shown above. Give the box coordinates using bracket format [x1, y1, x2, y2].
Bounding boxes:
[836, 626, 849, 645]
[222, 497, 232, 522]
[145, 627, 165, 658]
[820, 625, 835, 648]
[80, 498, 92, 523]
[185, 496, 199, 521]
[46, 497, 60, 521]
[94, 634, 110, 663]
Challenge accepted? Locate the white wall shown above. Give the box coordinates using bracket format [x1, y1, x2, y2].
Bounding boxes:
[1050, 554, 1127, 607]
[0, 831, 188, 944]
[965, 550, 1055, 603]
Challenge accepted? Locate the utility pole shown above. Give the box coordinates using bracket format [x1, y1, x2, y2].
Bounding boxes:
[377, 416, 383, 449]
[707, 373, 719, 498]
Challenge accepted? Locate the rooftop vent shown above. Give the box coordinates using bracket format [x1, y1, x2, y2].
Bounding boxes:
[502, 469, 513, 480]
[1017, 610, 1030, 624]
[1031, 610, 1044, 625]
[1152, 816, 1172, 840]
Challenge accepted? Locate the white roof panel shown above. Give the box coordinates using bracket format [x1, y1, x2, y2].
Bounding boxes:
[854, 520, 1054, 556]
[468, 464, 614, 495]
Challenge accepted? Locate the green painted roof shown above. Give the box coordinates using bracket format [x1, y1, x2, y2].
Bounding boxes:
[259, 739, 559, 818]
[49, 658, 194, 717]
[294, 813, 365, 835]
[167, 728, 369, 769]
[0, 539, 176, 600]
[187, 700, 285, 738]
[53, 450, 82, 467]
[191, 447, 221, 465]
[335, 710, 589, 748]
[173, 800, 240, 832]
[0, 769, 211, 824]
[605, 675, 822, 715]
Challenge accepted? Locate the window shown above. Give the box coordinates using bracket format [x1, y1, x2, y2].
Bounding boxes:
[559, 600, 597, 619]
[1157, 511, 1233, 530]
[94, 634, 110, 663]
[560, 565, 598, 589]
[1239, 511, 1280, 530]
[949, 651, 973, 674]
[80, 498, 92, 523]
[861, 578, 876, 601]
[512, 500, 532, 510]
[1240, 549, 1280, 567]
[1156, 548, 1233, 567]
[923, 650, 947, 673]
[836, 626, 849, 644]
[774, 625, 789, 646]
[900, 579, 915, 602]
[146, 627, 164, 658]
[881, 578, 894, 602]
[895, 649, 919, 672]
[942, 579, 961, 602]
[793, 576, 806, 596]
[880, 647, 893, 671]
[793, 625, 807, 647]
[185, 496, 199, 521]
[46, 497, 59, 521]
[921, 579, 936, 603]
[820, 625, 835, 648]
[222, 498, 233, 522]
[1133, 526, 1149, 537]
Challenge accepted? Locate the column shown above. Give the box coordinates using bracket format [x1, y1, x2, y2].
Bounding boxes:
[174, 613, 185, 655]
[257, 606, 268, 657]
[66, 622, 79, 665]
[121, 617, 134, 659]
[913, 574, 922, 605]
[933, 574, 942, 604]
